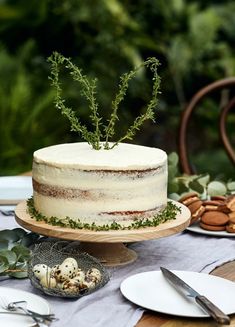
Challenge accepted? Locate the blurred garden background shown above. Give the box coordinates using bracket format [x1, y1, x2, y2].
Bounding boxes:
[0, 0, 234, 178]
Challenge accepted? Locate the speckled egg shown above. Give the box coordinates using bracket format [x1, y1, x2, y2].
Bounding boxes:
[79, 279, 96, 291]
[51, 264, 60, 271]
[33, 264, 51, 280]
[40, 275, 57, 288]
[63, 257, 78, 271]
[56, 282, 64, 290]
[73, 269, 85, 283]
[50, 264, 60, 278]
[85, 268, 102, 283]
[62, 279, 80, 294]
[54, 261, 77, 282]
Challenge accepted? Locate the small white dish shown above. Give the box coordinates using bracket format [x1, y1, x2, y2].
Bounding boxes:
[0, 287, 51, 327]
[120, 270, 235, 317]
[187, 221, 235, 237]
[0, 176, 32, 205]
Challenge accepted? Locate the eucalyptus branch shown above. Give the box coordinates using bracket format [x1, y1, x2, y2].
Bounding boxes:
[110, 57, 161, 148]
[5, 269, 27, 273]
[48, 52, 102, 149]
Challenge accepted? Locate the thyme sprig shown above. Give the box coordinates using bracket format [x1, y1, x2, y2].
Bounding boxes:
[48, 52, 160, 150]
[107, 58, 161, 149]
[48, 52, 102, 149]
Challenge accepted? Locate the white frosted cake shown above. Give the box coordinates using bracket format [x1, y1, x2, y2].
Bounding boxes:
[32, 142, 168, 228]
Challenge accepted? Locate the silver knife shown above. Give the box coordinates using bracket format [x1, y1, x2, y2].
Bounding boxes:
[160, 267, 230, 325]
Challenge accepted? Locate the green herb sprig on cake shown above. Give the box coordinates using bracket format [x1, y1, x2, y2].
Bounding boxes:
[48, 52, 161, 150]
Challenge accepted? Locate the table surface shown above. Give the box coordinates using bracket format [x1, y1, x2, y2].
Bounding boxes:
[1, 212, 235, 327]
[137, 261, 235, 327]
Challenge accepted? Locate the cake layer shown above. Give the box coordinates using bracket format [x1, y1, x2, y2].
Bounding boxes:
[33, 193, 165, 226]
[33, 142, 167, 170]
[32, 142, 168, 227]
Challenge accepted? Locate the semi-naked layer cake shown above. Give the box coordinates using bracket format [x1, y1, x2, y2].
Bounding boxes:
[32, 142, 168, 227]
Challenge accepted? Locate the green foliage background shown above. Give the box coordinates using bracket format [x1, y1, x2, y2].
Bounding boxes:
[0, 0, 234, 177]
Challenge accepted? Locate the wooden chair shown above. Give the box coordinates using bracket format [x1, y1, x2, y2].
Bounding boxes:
[178, 77, 235, 174]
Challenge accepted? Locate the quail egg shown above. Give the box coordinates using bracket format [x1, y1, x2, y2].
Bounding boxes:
[62, 279, 80, 294]
[40, 275, 57, 288]
[33, 264, 51, 280]
[54, 260, 77, 282]
[79, 279, 96, 291]
[63, 257, 78, 271]
[73, 268, 85, 283]
[86, 268, 102, 283]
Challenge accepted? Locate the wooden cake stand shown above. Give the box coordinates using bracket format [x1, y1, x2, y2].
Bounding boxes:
[15, 200, 190, 267]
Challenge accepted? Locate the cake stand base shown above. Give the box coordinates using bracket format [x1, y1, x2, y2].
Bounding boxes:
[79, 242, 137, 266]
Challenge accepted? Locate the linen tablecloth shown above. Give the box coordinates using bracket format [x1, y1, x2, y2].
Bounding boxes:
[1, 213, 235, 327]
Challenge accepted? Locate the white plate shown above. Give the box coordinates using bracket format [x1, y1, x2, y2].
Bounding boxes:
[0, 176, 32, 205]
[187, 221, 235, 237]
[0, 205, 15, 211]
[0, 287, 51, 327]
[120, 270, 235, 317]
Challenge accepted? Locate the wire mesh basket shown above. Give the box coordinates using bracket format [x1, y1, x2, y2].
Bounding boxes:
[28, 239, 110, 298]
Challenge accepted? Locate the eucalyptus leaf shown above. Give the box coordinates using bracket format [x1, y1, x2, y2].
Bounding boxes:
[11, 245, 31, 261]
[20, 232, 40, 247]
[12, 228, 27, 239]
[207, 181, 227, 196]
[196, 174, 210, 187]
[178, 181, 189, 194]
[168, 180, 179, 193]
[227, 181, 235, 191]
[0, 230, 20, 242]
[166, 151, 234, 199]
[0, 250, 17, 266]
[0, 229, 41, 279]
[168, 165, 178, 181]
[0, 240, 9, 250]
[168, 152, 179, 166]
[0, 255, 9, 273]
[168, 193, 181, 201]
[188, 180, 204, 194]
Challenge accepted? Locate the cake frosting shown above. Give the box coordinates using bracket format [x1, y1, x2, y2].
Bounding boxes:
[32, 142, 168, 227]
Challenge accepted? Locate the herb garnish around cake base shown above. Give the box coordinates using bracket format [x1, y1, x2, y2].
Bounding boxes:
[27, 198, 181, 231]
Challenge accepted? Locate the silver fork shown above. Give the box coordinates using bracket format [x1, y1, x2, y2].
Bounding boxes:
[0, 298, 56, 325]
[7, 301, 56, 320]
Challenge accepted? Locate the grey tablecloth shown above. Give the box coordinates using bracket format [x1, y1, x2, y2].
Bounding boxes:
[1, 213, 235, 327]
